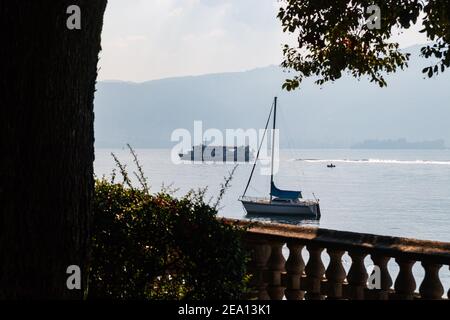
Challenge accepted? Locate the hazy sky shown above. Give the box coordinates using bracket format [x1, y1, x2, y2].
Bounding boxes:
[98, 0, 428, 82]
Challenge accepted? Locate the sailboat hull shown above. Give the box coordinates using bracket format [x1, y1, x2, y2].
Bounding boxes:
[240, 199, 320, 218]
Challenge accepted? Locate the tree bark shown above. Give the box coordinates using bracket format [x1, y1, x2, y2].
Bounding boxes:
[0, 1, 107, 298]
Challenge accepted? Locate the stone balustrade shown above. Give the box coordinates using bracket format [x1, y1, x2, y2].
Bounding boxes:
[225, 219, 450, 300]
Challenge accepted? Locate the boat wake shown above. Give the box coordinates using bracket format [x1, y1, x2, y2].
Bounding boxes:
[295, 158, 450, 166]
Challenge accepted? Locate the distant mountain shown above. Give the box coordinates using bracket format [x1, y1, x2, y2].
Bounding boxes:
[94, 45, 450, 149]
[351, 138, 446, 149]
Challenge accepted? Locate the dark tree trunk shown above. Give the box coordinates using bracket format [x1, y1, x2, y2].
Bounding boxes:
[0, 1, 107, 298]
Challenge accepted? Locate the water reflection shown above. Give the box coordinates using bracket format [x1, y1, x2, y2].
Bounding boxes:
[245, 213, 320, 226]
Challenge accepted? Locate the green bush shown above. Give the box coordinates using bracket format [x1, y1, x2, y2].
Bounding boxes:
[88, 147, 249, 300]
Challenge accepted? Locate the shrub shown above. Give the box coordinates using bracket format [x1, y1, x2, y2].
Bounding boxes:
[88, 147, 249, 300]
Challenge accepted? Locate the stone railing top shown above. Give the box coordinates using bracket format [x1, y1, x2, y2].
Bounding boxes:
[223, 218, 450, 265]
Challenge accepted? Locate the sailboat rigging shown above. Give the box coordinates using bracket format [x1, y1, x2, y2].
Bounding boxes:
[239, 97, 321, 218]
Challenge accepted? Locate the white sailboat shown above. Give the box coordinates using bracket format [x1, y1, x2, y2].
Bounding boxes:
[239, 97, 321, 218]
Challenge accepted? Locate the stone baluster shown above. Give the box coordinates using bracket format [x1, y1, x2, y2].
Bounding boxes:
[304, 245, 325, 300]
[246, 239, 271, 300]
[347, 251, 368, 300]
[394, 257, 416, 300]
[419, 262, 444, 299]
[266, 241, 286, 300]
[285, 242, 305, 300]
[370, 254, 393, 300]
[448, 266, 450, 299]
[325, 248, 346, 299]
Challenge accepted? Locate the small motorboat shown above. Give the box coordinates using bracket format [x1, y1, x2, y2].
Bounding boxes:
[327, 163, 336, 168]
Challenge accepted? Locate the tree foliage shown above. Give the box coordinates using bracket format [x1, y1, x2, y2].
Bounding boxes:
[278, 0, 450, 90]
[89, 148, 249, 300]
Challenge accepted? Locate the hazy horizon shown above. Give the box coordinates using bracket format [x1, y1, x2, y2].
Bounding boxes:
[94, 48, 450, 150]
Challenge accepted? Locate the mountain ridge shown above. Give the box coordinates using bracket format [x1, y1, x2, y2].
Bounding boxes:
[94, 45, 450, 149]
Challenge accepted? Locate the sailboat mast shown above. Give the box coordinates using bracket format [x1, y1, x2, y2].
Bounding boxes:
[270, 97, 277, 201]
[241, 101, 274, 198]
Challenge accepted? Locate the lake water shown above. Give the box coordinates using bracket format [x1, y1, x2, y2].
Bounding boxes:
[95, 148, 450, 293]
[95, 148, 450, 242]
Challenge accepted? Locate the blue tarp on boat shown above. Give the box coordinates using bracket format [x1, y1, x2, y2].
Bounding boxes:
[270, 182, 302, 199]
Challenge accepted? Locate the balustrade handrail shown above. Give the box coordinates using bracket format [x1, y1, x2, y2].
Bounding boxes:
[223, 218, 450, 264]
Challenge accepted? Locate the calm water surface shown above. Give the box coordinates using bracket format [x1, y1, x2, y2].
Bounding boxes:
[95, 148, 450, 241]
